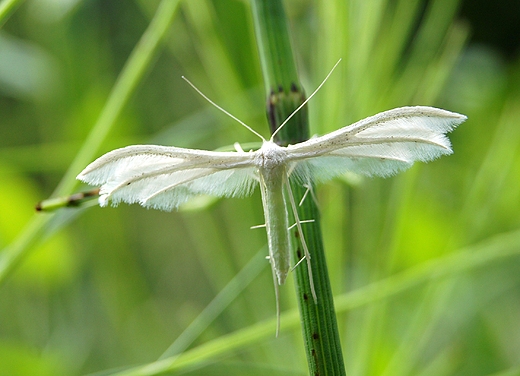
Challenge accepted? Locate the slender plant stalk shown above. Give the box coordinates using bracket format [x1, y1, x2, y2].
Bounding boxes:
[53, 0, 180, 197]
[0, 0, 179, 286]
[251, 1, 346, 374]
[0, 0, 23, 27]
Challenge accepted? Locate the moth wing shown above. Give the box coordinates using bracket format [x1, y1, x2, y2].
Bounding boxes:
[286, 106, 467, 181]
[77, 145, 258, 211]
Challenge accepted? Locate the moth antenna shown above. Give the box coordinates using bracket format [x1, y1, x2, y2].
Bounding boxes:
[182, 76, 266, 142]
[270, 58, 342, 141]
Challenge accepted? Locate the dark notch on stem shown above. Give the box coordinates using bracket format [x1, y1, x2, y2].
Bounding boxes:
[35, 188, 100, 212]
[266, 83, 308, 145]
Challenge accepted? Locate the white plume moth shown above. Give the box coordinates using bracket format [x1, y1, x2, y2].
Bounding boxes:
[77, 62, 466, 334]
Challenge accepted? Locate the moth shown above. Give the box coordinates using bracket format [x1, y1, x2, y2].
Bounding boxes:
[77, 67, 466, 333]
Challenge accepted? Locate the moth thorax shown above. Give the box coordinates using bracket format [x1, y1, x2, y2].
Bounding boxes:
[256, 141, 288, 170]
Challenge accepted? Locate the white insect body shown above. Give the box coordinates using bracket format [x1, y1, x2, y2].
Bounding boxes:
[77, 68, 466, 333]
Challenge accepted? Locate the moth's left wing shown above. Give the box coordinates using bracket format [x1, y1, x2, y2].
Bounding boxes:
[285, 106, 466, 181]
[77, 145, 258, 211]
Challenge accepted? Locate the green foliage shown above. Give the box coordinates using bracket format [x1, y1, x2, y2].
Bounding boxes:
[1, 0, 519, 375]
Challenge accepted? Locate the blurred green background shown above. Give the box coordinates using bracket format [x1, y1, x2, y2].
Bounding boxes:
[1, 0, 520, 375]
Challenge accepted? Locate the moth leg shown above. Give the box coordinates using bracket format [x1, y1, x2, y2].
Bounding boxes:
[288, 219, 315, 230]
[299, 180, 320, 209]
[288, 220, 315, 273]
[268, 254, 281, 337]
[291, 254, 308, 271]
[284, 175, 318, 303]
[233, 142, 245, 153]
[298, 184, 311, 206]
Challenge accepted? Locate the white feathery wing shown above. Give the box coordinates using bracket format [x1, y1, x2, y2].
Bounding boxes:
[77, 106, 466, 211]
[77, 105, 466, 334]
[77, 145, 259, 211]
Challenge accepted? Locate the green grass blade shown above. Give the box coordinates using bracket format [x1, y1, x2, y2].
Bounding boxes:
[0, 0, 179, 286]
[99, 228, 520, 375]
[0, 0, 23, 27]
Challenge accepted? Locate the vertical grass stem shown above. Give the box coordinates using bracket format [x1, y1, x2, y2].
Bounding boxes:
[251, 0, 346, 374]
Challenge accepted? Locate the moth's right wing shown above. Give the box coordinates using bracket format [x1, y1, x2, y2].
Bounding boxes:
[285, 106, 467, 182]
[77, 145, 259, 211]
